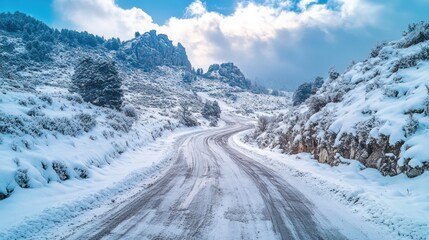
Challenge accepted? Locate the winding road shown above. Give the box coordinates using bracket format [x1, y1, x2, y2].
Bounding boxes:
[68, 122, 356, 240]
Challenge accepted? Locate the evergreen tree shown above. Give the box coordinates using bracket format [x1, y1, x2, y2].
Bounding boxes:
[201, 100, 222, 126]
[178, 101, 199, 127]
[71, 57, 123, 109]
[292, 82, 313, 106]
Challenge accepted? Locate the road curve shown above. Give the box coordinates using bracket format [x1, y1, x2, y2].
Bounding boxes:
[68, 122, 349, 240]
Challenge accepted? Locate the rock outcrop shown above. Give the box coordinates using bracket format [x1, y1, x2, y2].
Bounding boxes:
[118, 30, 191, 71]
[205, 63, 251, 89]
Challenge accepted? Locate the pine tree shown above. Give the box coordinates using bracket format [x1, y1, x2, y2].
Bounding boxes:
[71, 57, 123, 109]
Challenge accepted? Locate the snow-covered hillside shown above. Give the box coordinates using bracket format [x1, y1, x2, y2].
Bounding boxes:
[0, 12, 289, 201]
[0, 77, 182, 200]
[249, 22, 429, 178]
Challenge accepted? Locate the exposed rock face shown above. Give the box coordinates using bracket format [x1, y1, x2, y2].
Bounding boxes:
[205, 63, 251, 89]
[276, 119, 403, 176]
[118, 30, 191, 71]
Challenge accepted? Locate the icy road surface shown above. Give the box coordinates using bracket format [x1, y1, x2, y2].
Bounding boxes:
[67, 123, 372, 240]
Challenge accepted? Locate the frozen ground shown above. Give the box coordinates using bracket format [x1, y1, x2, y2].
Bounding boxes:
[234, 130, 429, 240]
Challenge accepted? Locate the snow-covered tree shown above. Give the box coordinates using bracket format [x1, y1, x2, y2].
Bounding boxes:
[256, 115, 271, 133]
[292, 82, 312, 106]
[71, 57, 123, 109]
[312, 76, 324, 92]
[178, 101, 199, 127]
[201, 100, 221, 126]
[202, 100, 221, 119]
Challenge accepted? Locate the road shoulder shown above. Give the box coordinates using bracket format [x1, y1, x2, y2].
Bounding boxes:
[231, 129, 429, 240]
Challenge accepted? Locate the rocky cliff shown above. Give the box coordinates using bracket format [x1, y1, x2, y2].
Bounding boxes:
[118, 30, 191, 71]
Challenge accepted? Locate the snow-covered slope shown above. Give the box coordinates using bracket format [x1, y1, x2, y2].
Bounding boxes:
[0, 12, 289, 201]
[192, 77, 291, 115]
[0, 77, 181, 200]
[249, 22, 429, 178]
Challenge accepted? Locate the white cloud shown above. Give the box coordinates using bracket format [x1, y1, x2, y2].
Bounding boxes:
[185, 0, 207, 17]
[53, 0, 383, 82]
[54, 0, 158, 39]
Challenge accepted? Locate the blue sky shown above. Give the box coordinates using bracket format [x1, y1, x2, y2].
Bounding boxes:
[1, 0, 428, 90]
[116, 0, 237, 23]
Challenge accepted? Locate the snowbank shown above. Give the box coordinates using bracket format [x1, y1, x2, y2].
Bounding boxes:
[235, 130, 429, 240]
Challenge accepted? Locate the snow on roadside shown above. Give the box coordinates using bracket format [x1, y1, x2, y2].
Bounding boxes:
[0, 79, 183, 201]
[233, 129, 429, 240]
[0, 127, 203, 239]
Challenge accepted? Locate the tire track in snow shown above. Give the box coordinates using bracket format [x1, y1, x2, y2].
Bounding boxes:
[67, 122, 349, 240]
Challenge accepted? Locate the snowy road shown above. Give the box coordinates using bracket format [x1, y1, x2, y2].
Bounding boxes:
[67, 123, 366, 240]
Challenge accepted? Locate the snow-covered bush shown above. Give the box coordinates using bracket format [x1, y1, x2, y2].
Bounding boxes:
[328, 68, 340, 80]
[104, 37, 121, 50]
[38, 116, 82, 137]
[71, 57, 123, 109]
[424, 86, 429, 116]
[178, 101, 199, 127]
[52, 161, 69, 181]
[398, 22, 429, 48]
[73, 113, 97, 132]
[308, 95, 328, 114]
[27, 107, 44, 117]
[256, 115, 271, 133]
[0, 112, 42, 137]
[39, 94, 53, 105]
[74, 167, 89, 179]
[14, 169, 30, 188]
[65, 93, 84, 104]
[106, 111, 133, 132]
[403, 114, 419, 138]
[311, 76, 324, 93]
[123, 104, 138, 118]
[201, 100, 221, 126]
[370, 41, 387, 58]
[25, 40, 52, 61]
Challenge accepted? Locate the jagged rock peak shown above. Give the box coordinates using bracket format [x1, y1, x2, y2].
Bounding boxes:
[205, 62, 251, 89]
[119, 30, 191, 71]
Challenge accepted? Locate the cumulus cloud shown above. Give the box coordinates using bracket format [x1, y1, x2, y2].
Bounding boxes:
[53, 0, 383, 88]
[185, 0, 207, 17]
[54, 0, 158, 39]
